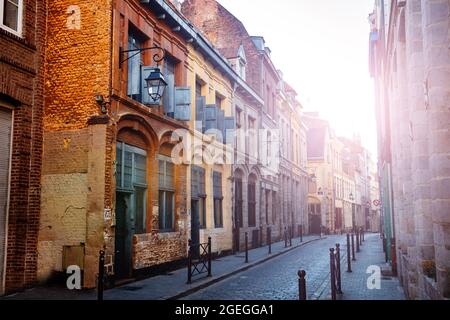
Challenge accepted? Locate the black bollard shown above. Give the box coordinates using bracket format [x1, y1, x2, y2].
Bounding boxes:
[98, 250, 105, 301]
[330, 248, 337, 300]
[351, 233, 356, 261]
[346, 233, 352, 272]
[336, 244, 342, 294]
[356, 229, 360, 252]
[300, 225, 303, 243]
[245, 232, 249, 263]
[284, 227, 288, 248]
[207, 237, 212, 277]
[298, 270, 307, 300]
[268, 227, 272, 254]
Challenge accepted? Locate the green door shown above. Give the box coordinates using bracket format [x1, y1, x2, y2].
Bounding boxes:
[115, 142, 147, 279]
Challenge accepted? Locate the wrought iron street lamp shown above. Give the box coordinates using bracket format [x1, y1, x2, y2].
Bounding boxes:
[120, 45, 168, 102]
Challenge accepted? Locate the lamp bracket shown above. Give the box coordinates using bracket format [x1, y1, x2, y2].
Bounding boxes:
[119, 45, 166, 67]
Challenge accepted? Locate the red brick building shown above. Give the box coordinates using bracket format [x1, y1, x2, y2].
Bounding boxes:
[37, 0, 195, 289]
[0, 0, 47, 294]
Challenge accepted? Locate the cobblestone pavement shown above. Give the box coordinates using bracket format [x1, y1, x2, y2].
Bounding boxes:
[2, 235, 321, 300]
[183, 235, 344, 300]
[323, 233, 405, 300]
[183, 233, 406, 300]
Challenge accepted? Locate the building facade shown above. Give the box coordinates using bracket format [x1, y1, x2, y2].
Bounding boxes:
[0, 0, 47, 295]
[370, 0, 450, 300]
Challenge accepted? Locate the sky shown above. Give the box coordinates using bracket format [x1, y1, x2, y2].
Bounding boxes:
[217, 0, 377, 157]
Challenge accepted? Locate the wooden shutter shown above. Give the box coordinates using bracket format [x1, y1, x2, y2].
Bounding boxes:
[217, 109, 225, 142]
[224, 116, 235, 144]
[141, 66, 161, 105]
[205, 105, 218, 132]
[0, 108, 12, 294]
[164, 73, 175, 115]
[174, 87, 192, 121]
[195, 96, 206, 132]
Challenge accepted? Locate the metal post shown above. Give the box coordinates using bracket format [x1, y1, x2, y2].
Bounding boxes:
[284, 227, 288, 248]
[391, 237, 397, 276]
[351, 233, 356, 261]
[330, 248, 337, 300]
[187, 239, 192, 284]
[207, 237, 212, 277]
[245, 232, 249, 263]
[346, 233, 352, 272]
[97, 250, 105, 301]
[336, 244, 342, 294]
[360, 227, 363, 246]
[300, 225, 303, 243]
[356, 229, 360, 252]
[298, 270, 307, 300]
[268, 227, 272, 254]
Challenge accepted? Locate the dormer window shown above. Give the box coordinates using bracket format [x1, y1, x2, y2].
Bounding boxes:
[237, 44, 247, 80]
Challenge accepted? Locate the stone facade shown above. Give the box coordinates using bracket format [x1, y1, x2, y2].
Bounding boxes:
[370, 0, 450, 300]
[0, 0, 47, 295]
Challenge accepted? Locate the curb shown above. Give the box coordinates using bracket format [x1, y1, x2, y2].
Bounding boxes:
[166, 236, 327, 300]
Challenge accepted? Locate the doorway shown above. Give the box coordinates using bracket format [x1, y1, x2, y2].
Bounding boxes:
[0, 106, 12, 295]
[115, 142, 148, 280]
[114, 192, 132, 278]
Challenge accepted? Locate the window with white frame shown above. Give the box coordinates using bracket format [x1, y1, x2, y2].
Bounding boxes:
[0, 0, 23, 36]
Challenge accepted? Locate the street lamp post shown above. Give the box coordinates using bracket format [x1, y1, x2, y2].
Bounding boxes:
[349, 193, 355, 232]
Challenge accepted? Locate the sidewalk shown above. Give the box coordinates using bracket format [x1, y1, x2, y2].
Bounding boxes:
[317, 233, 405, 300]
[3, 234, 323, 300]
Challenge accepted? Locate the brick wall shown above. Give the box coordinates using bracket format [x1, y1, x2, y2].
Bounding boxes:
[0, 0, 47, 294]
[39, 0, 113, 288]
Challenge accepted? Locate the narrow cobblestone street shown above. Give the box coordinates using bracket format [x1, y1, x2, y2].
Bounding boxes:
[182, 233, 405, 300]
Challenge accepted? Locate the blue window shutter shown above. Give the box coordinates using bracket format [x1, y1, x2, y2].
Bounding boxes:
[164, 74, 175, 116]
[224, 116, 236, 144]
[205, 105, 218, 133]
[217, 109, 225, 142]
[196, 97, 206, 132]
[141, 66, 161, 106]
[174, 87, 192, 121]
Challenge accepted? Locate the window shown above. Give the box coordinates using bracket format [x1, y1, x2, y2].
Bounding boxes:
[272, 191, 277, 225]
[248, 176, 256, 227]
[215, 93, 224, 109]
[192, 166, 206, 229]
[213, 172, 223, 228]
[163, 57, 177, 117]
[127, 30, 144, 101]
[0, 0, 23, 36]
[116, 142, 148, 234]
[235, 177, 243, 228]
[158, 155, 175, 232]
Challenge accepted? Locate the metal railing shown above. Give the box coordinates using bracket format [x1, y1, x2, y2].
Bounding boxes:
[187, 237, 212, 284]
